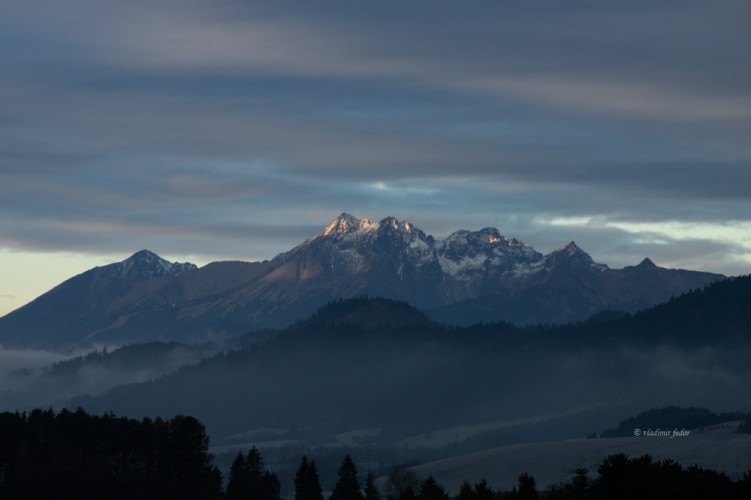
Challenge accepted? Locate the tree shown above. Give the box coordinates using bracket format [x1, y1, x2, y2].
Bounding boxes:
[364, 472, 380, 500]
[546, 468, 588, 500]
[330, 455, 364, 500]
[398, 486, 416, 500]
[507, 473, 537, 500]
[385, 466, 419, 500]
[227, 452, 248, 499]
[246, 447, 265, 485]
[295, 456, 324, 500]
[227, 447, 280, 500]
[472, 479, 494, 500]
[417, 476, 448, 500]
[457, 481, 474, 500]
[166, 415, 218, 500]
[260, 469, 282, 500]
[0, 409, 225, 500]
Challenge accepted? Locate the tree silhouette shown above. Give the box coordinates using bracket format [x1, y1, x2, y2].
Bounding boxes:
[364, 472, 380, 500]
[472, 479, 494, 500]
[295, 456, 324, 500]
[417, 475, 448, 500]
[457, 481, 473, 500]
[226, 452, 248, 499]
[227, 447, 281, 500]
[0, 409, 223, 499]
[330, 454, 364, 500]
[507, 473, 537, 500]
[385, 466, 419, 500]
[260, 469, 282, 500]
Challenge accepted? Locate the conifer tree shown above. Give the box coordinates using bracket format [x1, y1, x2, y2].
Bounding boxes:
[226, 447, 280, 500]
[417, 476, 448, 500]
[566, 468, 589, 499]
[260, 469, 282, 500]
[509, 473, 538, 500]
[295, 456, 324, 500]
[246, 447, 264, 486]
[364, 472, 380, 500]
[330, 455, 364, 500]
[398, 486, 416, 500]
[385, 466, 419, 500]
[472, 479, 494, 500]
[457, 481, 474, 500]
[226, 452, 248, 499]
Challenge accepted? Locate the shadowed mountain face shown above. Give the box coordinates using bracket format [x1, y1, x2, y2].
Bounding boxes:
[0, 214, 723, 349]
[0, 252, 272, 349]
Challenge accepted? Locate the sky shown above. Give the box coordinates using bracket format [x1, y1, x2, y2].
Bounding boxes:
[1, 0, 750, 316]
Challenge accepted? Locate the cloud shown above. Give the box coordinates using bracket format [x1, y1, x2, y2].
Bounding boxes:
[0, 0, 749, 277]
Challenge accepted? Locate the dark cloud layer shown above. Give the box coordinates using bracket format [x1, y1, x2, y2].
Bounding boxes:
[1, 0, 749, 274]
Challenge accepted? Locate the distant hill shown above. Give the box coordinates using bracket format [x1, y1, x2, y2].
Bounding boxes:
[555, 274, 751, 347]
[601, 406, 749, 437]
[299, 297, 436, 329]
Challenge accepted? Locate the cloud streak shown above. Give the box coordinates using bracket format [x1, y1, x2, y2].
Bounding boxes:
[0, 0, 749, 310]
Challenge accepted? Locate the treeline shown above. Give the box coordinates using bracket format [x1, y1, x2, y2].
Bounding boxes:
[546, 454, 751, 500]
[247, 450, 751, 500]
[2, 409, 750, 499]
[0, 408, 222, 499]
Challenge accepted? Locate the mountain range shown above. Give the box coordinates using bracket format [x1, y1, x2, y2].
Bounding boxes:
[0, 213, 723, 349]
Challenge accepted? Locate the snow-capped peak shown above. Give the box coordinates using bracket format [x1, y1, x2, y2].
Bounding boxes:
[120, 250, 197, 278]
[543, 242, 608, 272]
[283, 214, 614, 283]
[436, 228, 542, 280]
[320, 213, 379, 239]
[562, 241, 581, 253]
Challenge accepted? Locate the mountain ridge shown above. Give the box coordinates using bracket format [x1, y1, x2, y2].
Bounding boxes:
[0, 214, 724, 349]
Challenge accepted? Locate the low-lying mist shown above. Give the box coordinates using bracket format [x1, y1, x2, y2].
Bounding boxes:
[2, 285, 750, 473]
[56, 323, 751, 455]
[0, 342, 211, 410]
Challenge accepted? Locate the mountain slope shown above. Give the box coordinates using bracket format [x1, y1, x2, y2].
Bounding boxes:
[0, 252, 272, 349]
[0, 214, 724, 348]
[201, 214, 722, 329]
[428, 245, 722, 325]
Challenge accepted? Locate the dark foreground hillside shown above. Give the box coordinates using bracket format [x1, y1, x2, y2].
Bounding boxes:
[2, 409, 750, 500]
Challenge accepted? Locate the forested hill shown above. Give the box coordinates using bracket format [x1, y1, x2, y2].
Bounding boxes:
[69, 276, 751, 447]
[552, 274, 751, 347]
[297, 296, 436, 330]
[624, 274, 751, 344]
